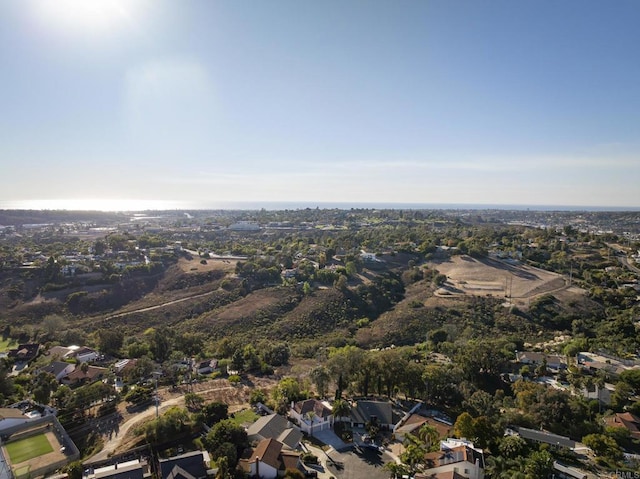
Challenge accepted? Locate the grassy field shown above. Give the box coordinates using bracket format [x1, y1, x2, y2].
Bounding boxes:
[5, 434, 53, 464]
[0, 337, 17, 352]
[229, 408, 259, 426]
[13, 465, 30, 479]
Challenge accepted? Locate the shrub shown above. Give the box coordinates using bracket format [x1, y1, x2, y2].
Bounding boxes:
[301, 452, 318, 464]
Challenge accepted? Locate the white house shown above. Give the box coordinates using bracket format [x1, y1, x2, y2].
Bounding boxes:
[72, 346, 99, 363]
[39, 361, 76, 382]
[194, 359, 218, 375]
[242, 439, 301, 479]
[515, 352, 568, 372]
[419, 439, 485, 479]
[581, 382, 615, 406]
[290, 399, 334, 435]
[48, 345, 99, 363]
[246, 439, 282, 479]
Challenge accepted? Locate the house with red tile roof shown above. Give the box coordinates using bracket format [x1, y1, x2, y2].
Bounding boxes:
[394, 414, 452, 442]
[605, 412, 640, 440]
[62, 365, 108, 386]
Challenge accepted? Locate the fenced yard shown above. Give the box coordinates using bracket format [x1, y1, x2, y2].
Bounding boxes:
[5, 433, 53, 464]
[1, 416, 79, 479]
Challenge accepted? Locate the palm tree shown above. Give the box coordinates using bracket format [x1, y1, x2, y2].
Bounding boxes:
[415, 423, 440, 452]
[305, 411, 316, 436]
[332, 399, 351, 426]
[383, 461, 409, 479]
[400, 438, 427, 475]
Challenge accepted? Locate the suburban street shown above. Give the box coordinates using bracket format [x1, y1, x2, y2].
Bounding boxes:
[305, 443, 393, 479]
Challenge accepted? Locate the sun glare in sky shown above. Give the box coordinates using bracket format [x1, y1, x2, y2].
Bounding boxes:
[33, 0, 137, 34]
[2, 1, 639, 209]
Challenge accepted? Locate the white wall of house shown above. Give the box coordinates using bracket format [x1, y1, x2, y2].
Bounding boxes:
[301, 415, 332, 435]
[56, 364, 76, 381]
[290, 407, 333, 435]
[249, 460, 278, 479]
[76, 351, 98, 363]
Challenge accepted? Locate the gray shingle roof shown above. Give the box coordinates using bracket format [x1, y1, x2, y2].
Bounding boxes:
[351, 401, 393, 425]
[159, 451, 206, 479]
[516, 427, 575, 449]
[248, 414, 302, 449]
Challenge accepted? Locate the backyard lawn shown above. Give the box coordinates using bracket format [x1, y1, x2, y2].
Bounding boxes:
[230, 408, 259, 426]
[5, 434, 53, 464]
[0, 337, 17, 352]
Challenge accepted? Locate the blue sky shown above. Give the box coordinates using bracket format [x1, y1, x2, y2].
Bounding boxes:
[1, 0, 639, 210]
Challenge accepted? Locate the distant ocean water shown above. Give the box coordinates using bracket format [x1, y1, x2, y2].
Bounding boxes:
[0, 199, 638, 212]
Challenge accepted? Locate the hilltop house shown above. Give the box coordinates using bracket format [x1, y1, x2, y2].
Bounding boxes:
[577, 351, 640, 377]
[193, 359, 218, 375]
[113, 358, 142, 383]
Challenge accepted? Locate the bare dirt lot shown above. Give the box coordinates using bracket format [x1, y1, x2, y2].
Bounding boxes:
[177, 256, 238, 274]
[429, 255, 568, 306]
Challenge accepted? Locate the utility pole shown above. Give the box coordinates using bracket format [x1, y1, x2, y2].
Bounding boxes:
[155, 376, 159, 419]
[569, 261, 573, 286]
[152, 371, 162, 419]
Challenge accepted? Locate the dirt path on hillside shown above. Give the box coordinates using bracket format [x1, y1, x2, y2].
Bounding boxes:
[85, 395, 185, 464]
[103, 289, 219, 320]
[85, 376, 278, 464]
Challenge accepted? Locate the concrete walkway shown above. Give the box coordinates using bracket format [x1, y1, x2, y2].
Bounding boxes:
[302, 444, 333, 479]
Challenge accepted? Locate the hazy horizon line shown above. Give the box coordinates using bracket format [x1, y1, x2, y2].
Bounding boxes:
[1, 199, 639, 213]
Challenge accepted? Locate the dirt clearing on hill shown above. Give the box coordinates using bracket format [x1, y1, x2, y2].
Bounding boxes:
[178, 256, 238, 274]
[429, 255, 569, 307]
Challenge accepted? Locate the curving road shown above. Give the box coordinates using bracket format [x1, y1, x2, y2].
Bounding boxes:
[85, 395, 186, 464]
[618, 255, 640, 275]
[84, 378, 260, 465]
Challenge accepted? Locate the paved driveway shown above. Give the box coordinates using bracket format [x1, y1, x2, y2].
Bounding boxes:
[312, 429, 350, 451]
